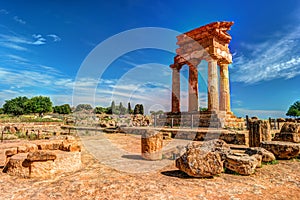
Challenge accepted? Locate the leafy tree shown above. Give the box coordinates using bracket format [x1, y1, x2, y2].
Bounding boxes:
[127, 102, 133, 114]
[134, 104, 144, 115]
[0, 107, 4, 114]
[53, 104, 71, 114]
[75, 104, 93, 112]
[94, 106, 107, 114]
[3, 96, 29, 116]
[28, 96, 53, 115]
[286, 101, 300, 117]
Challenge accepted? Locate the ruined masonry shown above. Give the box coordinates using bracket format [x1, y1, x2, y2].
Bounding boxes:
[168, 21, 244, 128]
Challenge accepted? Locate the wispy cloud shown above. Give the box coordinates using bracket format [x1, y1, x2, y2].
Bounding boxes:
[32, 34, 46, 45]
[0, 9, 8, 14]
[0, 42, 28, 51]
[47, 34, 61, 42]
[231, 25, 300, 84]
[13, 16, 26, 24]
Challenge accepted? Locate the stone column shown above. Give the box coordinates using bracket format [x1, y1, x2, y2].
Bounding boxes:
[219, 64, 231, 112]
[171, 64, 181, 113]
[188, 59, 200, 112]
[207, 59, 219, 112]
[141, 130, 163, 160]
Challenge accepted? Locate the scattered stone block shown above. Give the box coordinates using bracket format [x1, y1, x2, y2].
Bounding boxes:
[224, 153, 262, 175]
[176, 148, 223, 178]
[260, 141, 300, 159]
[187, 139, 231, 161]
[141, 130, 163, 160]
[245, 147, 275, 163]
[273, 122, 300, 143]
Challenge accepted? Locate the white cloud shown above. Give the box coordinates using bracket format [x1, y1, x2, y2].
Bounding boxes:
[13, 16, 26, 24]
[232, 25, 300, 84]
[0, 9, 8, 14]
[47, 34, 61, 42]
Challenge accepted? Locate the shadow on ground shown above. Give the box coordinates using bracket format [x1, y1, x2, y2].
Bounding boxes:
[121, 154, 144, 160]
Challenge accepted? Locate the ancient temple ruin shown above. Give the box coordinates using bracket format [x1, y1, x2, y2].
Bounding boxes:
[168, 21, 244, 128]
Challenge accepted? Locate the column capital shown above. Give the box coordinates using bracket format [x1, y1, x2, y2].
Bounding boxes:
[186, 58, 201, 68]
[170, 63, 182, 70]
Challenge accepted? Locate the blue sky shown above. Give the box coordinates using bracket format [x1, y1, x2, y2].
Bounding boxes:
[0, 0, 300, 118]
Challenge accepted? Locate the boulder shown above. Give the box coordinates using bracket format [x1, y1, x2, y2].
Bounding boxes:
[27, 150, 57, 162]
[260, 141, 300, 159]
[176, 148, 223, 178]
[186, 139, 231, 161]
[245, 147, 276, 162]
[273, 122, 300, 143]
[224, 153, 262, 175]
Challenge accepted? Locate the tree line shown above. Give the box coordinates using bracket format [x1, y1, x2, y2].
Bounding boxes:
[0, 96, 144, 116]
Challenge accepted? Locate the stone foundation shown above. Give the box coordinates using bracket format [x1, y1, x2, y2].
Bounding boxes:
[1, 136, 82, 178]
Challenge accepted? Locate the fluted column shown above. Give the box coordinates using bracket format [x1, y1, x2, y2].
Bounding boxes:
[188, 59, 200, 112]
[207, 59, 219, 112]
[171, 64, 181, 113]
[219, 64, 231, 112]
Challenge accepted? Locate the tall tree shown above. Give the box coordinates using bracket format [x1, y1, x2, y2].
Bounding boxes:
[119, 102, 126, 115]
[29, 96, 53, 115]
[53, 104, 71, 114]
[111, 101, 116, 114]
[127, 102, 133, 114]
[286, 101, 300, 117]
[133, 104, 144, 115]
[3, 96, 29, 116]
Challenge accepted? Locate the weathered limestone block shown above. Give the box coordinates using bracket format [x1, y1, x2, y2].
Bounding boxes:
[4, 151, 81, 178]
[176, 148, 223, 178]
[245, 147, 276, 163]
[60, 140, 81, 152]
[23, 143, 38, 152]
[273, 122, 300, 143]
[141, 130, 163, 160]
[248, 120, 271, 147]
[3, 153, 30, 178]
[36, 140, 61, 150]
[27, 150, 57, 162]
[224, 154, 262, 175]
[260, 141, 300, 159]
[186, 139, 231, 161]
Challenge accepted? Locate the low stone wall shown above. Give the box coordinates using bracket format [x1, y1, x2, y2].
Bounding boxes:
[0, 122, 64, 136]
[122, 127, 247, 145]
